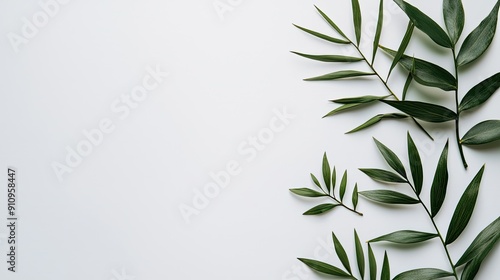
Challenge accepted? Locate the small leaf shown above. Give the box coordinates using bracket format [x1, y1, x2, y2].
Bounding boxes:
[369, 230, 438, 244]
[305, 70, 375, 81]
[457, 2, 500, 66]
[374, 138, 407, 178]
[352, 184, 359, 210]
[332, 232, 352, 273]
[323, 103, 364, 118]
[291, 52, 364, 63]
[359, 190, 419, 205]
[346, 114, 408, 134]
[293, 24, 350, 44]
[445, 166, 485, 244]
[456, 217, 500, 267]
[351, 0, 362, 45]
[323, 153, 332, 193]
[461, 120, 500, 145]
[354, 230, 365, 279]
[407, 133, 423, 195]
[368, 244, 376, 280]
[332, 166, 337, 193]
[290, 188, 327, 198]
[459, 72, 500, 112]
[430, 141, 449, 217]
[359, 168, 407, 183]
[394, 0, 452, 48]
[332, 95, 388, 104]
[402, 73, 413, 100]
[298, 258, 353, 278]
[315, 6, 349, 39]
[443, 0, 465, 45]
[311, 173, 322, 189]
[381, 100, 457, 123]
[393, 268, 454, 280]
[372, 0, 384, 64]
[303, 203, 340, 215]
[387, 22, 414, 80]
[381, 251, 390, 280]
[340, 170, 347, 201]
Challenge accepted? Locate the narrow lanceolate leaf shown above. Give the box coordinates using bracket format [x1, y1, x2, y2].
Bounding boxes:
[369, 230, 438, 244]
[387, 22, 414, 80]
[322, 153, 331, 193]
[293, 24, 350, 44]
[332, 232, 352, 274]
[290, 188, 327, 197]
[291, 52, 364, 63]
[430, 141, 449, 217]
[346, 114, 408, 134]
[407, 133, 423, 195]
[315, 6, 349, 39]
[445, 166, 485, 244]
[324, 103, 364, 118]
[303, 203, 339, 215]
[340, 170, 347, 201]
[298, 258, 353, 278]
[332, 166, 337, 193]
[352, 184, 359, 210]
[311, 173, 322, 190]
[372, 0, 384, 64]
[459, 72, 500, 112]
[402, 73, 413, 100]
[381, 251, 390, 280]
[457, 2, 500, 66]
[359, 190, 419, 205]
[359, 168, 406, 183]
[374, 138, 407, 178]
[354, 230, 365, 279]
[461, 260, 481, 280]
[456, 217, 500, 267]
[351, 0, 362, 45]
[393, 0, 452, 48]
[304, 70, 375, 81]
[332, 95, 388, 104]
[381, 100, 457, 123]
[393, 268, 454, 280]
[461, 120, 500, 145]
[368, 244, 376, 280]
[443, 0, 465, 45]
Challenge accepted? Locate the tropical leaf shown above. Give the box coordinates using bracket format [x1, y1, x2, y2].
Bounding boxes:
[456, 217, 500, 267]
[387, 22, 414, 80]
[374, 138, 407, 178]
[311, 173, 322, 189]
[352, 184, 359, 210]
[402, 72, 413, 100]
[323, 153, 332, 193]
[443, 0, 465, 45]
[293, 24, 350, 44]
[305, 70, 375, 81]
[359, 168, 407, 183]
[359, 190, 419, 205]
[381, 251, 390, 280]
[354, 230, 365, 279]
[303, 203, 339, 215]
[298, 258, 353, 278]
[347, 114, 408, 134]
[315, 6, 348, 39]
[368, 244, 376, 280]
[393, 268, 454, 280]
[323, 103, 366, 118]
[332, 95, 388, 104]
[381, 100, 457, 123]
[332, 232, 352, 273]
[290, 188, 327, 197]
[369, 230, 438, 244]
[430, 141, 449, 217]
[372, 0, 384, 64]
[340, 170, 348, 201]
[351, 0, 362, 45]
[407, 133, 423, 195]
[291, 52, 364, 63]
[459, 72, 500, 112]
[461, 120, 500, 145]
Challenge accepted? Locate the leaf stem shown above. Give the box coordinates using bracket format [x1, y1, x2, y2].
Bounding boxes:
[452, 48, 468, 168]
[320, 188, 363, 216]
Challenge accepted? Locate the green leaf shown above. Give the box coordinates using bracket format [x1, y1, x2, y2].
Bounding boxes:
[445, 166, 485, 244]
[322, 153, 332, 193]
[393, 268, 454, 280]
[459, 72, 500, 112]
[461, 260, 481, 280]
[402, 72, 413, 100]
[332, 232, 352, 274]
[381, 100, 457, 123]
[332, 166, 337, 193]
[354, 230, 365, 279]
[303, 203, 340, 215]
[291, 52, 364, 63]
[407, 133, 423, 195]
[340, 170, 347, 201]
[298, 258, 353, 278]
[352, 184, 359, 210]
[305, 70, 375, 81]
[332, 95, 388, 104]
[461, 120, 500, 145]
[374, 138, 407, 178]
[393, 0, 452, 48]
[311, 173, 322, 189]
[346, 114, 408, 134]
[456, 217, 500, 267]
[290, 188, 327, 198]
[457, 2, 500, 66]
[359, 168, 407, 183]
[372, 0, 384, 64]
[443, 0, 465, 45]
[293, 24, 350, 44]
[387, 22, 414, 80]
[359, 190, 419, 205]
[368, 244, 376, 280]
[315, 6, 349, 39]
[323, 103, 364, 118]
[430, 141, 449, 217]
[369, 230, 438, 244]
[351, 0, 362, 45]
[381, 251, 390, 280]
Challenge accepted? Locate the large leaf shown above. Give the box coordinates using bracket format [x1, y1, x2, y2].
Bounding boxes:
[461, 120, 500, 145]
[303, 203, 339, 215]
[459, 72, 500, 112]
[457, 2, 500, 66]
[293, 24, 350, 44]
[381, 252, 390, 280]
[347, 114, 408, 134]
[387, 22, 414, 80]
[374, 138, 407, 178]
[456, 217, 500, 267]
[315, 6, 348, 39]
[354, 230, 365, 279]
[445, 166, 485, 244]
[290, 188, 327, 197]
[305, 70, 375, 81]
[332, 232, 352, 273]
[370, 230, 438, 244]
[359, 168, 407, 183]
[407, 133, 423, 195]
[443, 0, 465, 45]
[359, 190, 419, 205]
[430, 141, 449, 217]
[352, 0, 362, 45]
[381, 100, 457, 123]
[368, 244, 377, 280]
[372, 0, 384, 64]
[332, 95, 388, 104]
[322, 153, 332, 193]
[291, 52, 364, 62]
[298, 258, 353, 278]
[393, 0, 452, 48]
[393, 268, 454, 280]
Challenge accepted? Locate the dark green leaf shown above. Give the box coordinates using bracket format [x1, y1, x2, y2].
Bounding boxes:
[381, 100, 457, 123]
[460, 72, 500, 112]
[311, 173, 322, 189]
[323, 153, 331, 193]
[290, 188, 327, 198]
[461, 260, 481, 280]
[372, 0, 384, 64]
[369, 230, 438, 244]
[332, 95, 388, 104]
[332, 166, 337, 193]
[456, 217, 500, 267]
[298, 258, 353, 278]
[368, 244, 376, 280]
[352, 184, 359, 210]
[407, 133, 423, 195]
[387, 22, 414, 80]
[340, 170, 347, 201]
[445, 166, 485, 244]
[359, 168, 407, 183]
[443, 0, 465, 45]
[352, 0, 362, 45]
[461, 120, 500, 145]
[293, 24, 350, 44]
[346, 114, 408, 134]
[291, 52, 364, 62]
[315, 6, 349, 39]
[305, 70, 375, 81]
[332, 232, 352, 273]
[303, 203, 340, 215]
[393, 268, 454, 280]
[354, 230, 365, 279]
[381, 251, 390, 280]
[402, 72, 413, 100]
[457, 2, 500, 66]
[323, 103, 364, 118]
[374, 138, 407, 178]
[359, 190, 419, 205]
[430, 141, 449, 217]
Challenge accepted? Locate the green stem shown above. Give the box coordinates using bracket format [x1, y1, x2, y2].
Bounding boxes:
[320, 188, 363, 216]
[452, 48, 468, 169]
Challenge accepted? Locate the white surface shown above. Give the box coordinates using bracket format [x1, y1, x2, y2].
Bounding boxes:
[0, 0, 499, 279]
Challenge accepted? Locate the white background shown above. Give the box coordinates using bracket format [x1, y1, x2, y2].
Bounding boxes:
[0, 0, 499, 279]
